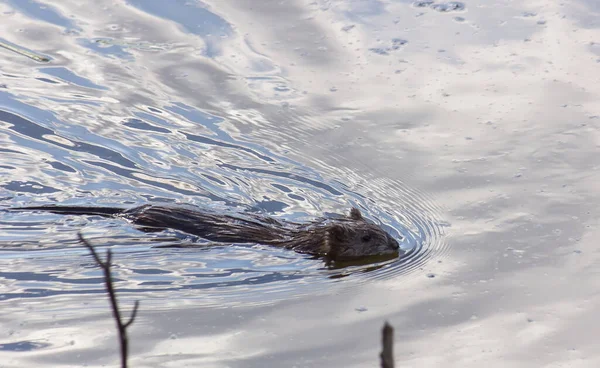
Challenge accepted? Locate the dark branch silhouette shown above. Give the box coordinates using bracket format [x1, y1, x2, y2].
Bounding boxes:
[380, 321, 395, 368]
[78, 232, 139, 368]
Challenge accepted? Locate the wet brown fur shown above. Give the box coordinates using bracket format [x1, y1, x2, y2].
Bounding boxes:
[11, 205, 401, 260]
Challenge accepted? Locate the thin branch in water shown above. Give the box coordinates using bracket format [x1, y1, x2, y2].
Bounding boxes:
[78, 232, 139, 368]
[380, 321, 395, 368]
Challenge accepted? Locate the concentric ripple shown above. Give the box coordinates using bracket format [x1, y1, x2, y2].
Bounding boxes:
[296, 161, 449, 285]
[0, 169, 447, 307]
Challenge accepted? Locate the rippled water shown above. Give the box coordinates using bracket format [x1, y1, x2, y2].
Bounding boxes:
[0, 0, 449, 307]
[1, 0, 599, 367]
[0, 99, 447, 306]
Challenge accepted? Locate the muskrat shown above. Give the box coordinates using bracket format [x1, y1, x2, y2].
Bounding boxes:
[9, 204, 401, 260]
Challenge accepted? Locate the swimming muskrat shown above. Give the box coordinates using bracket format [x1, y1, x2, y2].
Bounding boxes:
[9, 204, 400, 260]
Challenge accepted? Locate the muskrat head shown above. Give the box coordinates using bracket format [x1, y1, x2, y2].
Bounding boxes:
[326, 208, 400, 260]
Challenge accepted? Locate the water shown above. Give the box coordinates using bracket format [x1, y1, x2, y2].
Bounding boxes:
[0, 0, 599, 367]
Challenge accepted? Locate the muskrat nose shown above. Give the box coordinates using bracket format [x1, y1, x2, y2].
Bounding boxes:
[389, 236, 400, 250]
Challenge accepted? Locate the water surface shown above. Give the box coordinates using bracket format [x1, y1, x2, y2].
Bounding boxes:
[0, 0, 598, 367]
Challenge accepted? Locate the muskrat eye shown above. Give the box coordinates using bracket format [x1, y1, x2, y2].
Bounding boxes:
[361, 234, 372, 242]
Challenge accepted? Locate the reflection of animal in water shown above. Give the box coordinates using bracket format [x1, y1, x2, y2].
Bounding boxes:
[11, 205, 400, 260]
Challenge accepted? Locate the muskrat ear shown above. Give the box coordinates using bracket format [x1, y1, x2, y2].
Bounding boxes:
[327, 224, 347, 257]
[349, 207, 363, 220]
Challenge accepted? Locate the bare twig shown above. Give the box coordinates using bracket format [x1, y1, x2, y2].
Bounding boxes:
[380, 321, 394, 368]
[78, 232, 139, 368]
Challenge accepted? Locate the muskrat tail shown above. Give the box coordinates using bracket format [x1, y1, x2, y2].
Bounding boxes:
[7, 205, 127, 217]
